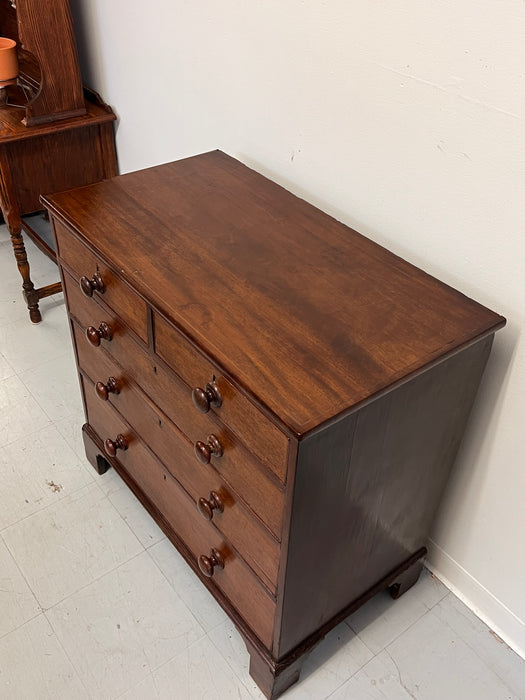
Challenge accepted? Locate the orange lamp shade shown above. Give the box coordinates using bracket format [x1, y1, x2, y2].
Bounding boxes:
[0, 37, 18, 83]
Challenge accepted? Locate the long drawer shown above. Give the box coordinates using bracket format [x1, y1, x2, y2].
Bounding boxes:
[76, 326, 280, 591]
[64, 269, 285, 538]
[55, 221, 148, 343]
[83, 382, 276, 649]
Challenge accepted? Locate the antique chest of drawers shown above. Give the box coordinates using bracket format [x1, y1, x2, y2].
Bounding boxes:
[42, 151, 505, 698]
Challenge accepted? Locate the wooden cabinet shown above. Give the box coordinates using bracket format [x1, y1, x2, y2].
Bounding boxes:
[42, 151, 505, 699]
[0, 0, 117, 322]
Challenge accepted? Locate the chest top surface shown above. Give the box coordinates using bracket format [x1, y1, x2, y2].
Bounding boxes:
[43, 150, 505, 435]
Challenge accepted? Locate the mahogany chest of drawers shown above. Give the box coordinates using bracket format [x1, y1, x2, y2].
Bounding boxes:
[42, 151, 505, 698]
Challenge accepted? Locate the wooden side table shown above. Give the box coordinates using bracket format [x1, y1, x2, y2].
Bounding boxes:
[0, 89, 117, 322]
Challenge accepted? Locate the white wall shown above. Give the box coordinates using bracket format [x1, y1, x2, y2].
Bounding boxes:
[71, 0, 525, 655]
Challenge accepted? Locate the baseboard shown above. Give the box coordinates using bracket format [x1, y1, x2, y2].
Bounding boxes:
[426, 539, 525, 660]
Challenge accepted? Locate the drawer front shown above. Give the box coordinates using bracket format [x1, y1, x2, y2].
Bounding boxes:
[66, 271, 284, 539]
[55, 220, 148, 343]
[76, 328, 280, 590]
[84, 385, 276, 649]
[154, 312, 289, 483]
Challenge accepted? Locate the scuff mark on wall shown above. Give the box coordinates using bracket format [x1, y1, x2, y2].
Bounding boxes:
[377, 63, 521, 119]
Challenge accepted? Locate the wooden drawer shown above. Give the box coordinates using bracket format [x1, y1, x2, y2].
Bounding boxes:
[65, 271, 285, 538]
[154, 312, 289, 483]
[84, 384, 276, 649]
[76, 331, 280, 590]
[55, 220, 148, 343]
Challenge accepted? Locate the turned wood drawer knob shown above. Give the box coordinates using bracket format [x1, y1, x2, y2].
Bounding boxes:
[95, 377, 120, 401]
[86, 321, 112, 346]
[194, 435, 223, 464]
[197, 491, 224, 521]
[80, 272, 105, 297]
[104, 434, 128, 457]
[198, 548, 224, 577]
[192, 382, 222, 413]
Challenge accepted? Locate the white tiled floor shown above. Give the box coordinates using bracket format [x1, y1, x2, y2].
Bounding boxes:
[1, 224, 524, 699]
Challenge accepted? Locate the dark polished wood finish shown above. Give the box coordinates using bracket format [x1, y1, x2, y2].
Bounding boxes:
[43, 151, 505, 698]
[86, 321, 113, 347]
[95, 376, 120, 401]
[194, 434, 223, 464]
[192, 382, 223, 412]
[80, 272, 105, 298]
[198, 548, 225, 578]
[104, 433, 127, 457]
[0, 0, 117, 322]
[197, 491, 224, 521]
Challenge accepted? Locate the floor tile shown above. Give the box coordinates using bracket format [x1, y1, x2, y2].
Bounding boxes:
[207, 619, 260, 695]
[0, 296, 25, 327]
[0, 536, 41, 638]
[2, 481, 143, 609]
[346, 567, 449, 654]
[384, 608, 520, 700]
[0, 614, 89, 699]
[152, 635, 253, 699]
[148, 538, 227, 633]
[0, 302, 71, 374]
[432, 593, 525, 698]
[0, 374, 52, 448]
[55, 411, 90, 464]
[116, 674, 159, 699]
[285, 623, 374, 699]
[209, 618, 374, 700]
[328, 650, 422, 699]
[20, 351, 82, 421]
[47, 550, 205, 700]
[97, 468, 166, 549]
[0, 424, 94, 530]
[0, 351, 16, 380]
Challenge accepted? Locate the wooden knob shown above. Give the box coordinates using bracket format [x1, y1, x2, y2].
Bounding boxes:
[198, 548, 224, 577]
[192, 382, 222, 413]
[80, 272, 105, 297]
[95, 377, 120, 401]
[104, 434, 127, 457]
[194, 435, 223, 464]
[197, 491, 224, 521]
[86, 321, 112, 346]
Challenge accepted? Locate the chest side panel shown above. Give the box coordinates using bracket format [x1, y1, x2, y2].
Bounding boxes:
[276, 334, 494, 658]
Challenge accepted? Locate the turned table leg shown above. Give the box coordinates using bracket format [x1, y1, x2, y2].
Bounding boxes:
[9, 223, 42, 323]
[0, 150, 42, 323]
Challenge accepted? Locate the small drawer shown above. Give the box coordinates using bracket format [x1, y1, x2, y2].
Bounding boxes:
[154, 312, 289, 483]
[77, 344, 280, 590]
[84, 386, 276, 649]
[66, 283, 285, 539]
[55, 220, 148, 343]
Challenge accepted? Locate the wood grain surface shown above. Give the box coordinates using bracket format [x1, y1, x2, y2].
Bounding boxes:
[43, 150, 505, 436]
